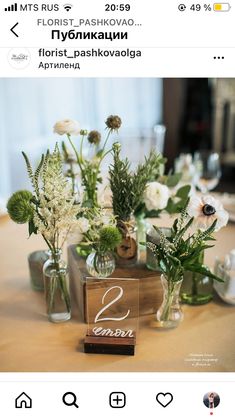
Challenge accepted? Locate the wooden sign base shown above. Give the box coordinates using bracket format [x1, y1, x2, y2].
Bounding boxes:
[84, 335, 135, 356]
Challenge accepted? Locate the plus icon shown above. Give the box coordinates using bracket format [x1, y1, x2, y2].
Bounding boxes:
[109, 392, 126, 408]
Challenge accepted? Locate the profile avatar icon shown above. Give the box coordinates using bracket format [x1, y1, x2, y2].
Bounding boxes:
[203, 392, 220, 415]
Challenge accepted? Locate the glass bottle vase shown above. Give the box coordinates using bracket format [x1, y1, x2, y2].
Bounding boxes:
[43, 250, 71, 323]
[157, 274, 184, 328]
[86, 251, 116, 279]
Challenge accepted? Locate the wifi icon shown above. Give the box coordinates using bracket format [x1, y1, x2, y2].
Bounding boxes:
[63, 4, 73, 11]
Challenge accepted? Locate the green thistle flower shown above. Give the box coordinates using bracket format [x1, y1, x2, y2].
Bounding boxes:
[88, 130, 101, 145]
[80, 129, 88, 136]
[7, 190, 33, 224]
[99, 226, 122, 252]
[112, 142, 121, 153]
[105, 115, 122, 132]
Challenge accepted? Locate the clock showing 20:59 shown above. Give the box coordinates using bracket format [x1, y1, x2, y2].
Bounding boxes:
[105, 4, 131, 11]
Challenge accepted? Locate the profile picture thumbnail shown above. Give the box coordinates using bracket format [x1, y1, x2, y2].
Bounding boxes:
[203, 392, 220, 409]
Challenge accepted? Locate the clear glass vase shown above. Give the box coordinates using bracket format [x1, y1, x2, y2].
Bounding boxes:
[180, 272, 213, 305]
[157, 274, 184, 328]
[116, 216, 138, 267]
[180, 251, 213, 305]
[86, 251, 116, 279]
[43, 250, 71, 323]
[28, 250, 49, 291]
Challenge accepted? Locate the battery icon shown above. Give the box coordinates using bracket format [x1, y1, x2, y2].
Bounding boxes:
[213, 3, 231, 11]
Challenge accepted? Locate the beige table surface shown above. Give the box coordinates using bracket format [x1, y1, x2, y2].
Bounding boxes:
[0, 215, 235, 372]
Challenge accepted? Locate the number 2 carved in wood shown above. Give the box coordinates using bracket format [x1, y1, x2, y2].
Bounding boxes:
[94, 286, 130, 323]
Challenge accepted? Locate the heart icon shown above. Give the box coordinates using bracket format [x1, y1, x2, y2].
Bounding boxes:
[156, 392, 173, 408]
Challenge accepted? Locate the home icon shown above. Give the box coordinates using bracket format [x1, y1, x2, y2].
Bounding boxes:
[15, 392, 32, 408]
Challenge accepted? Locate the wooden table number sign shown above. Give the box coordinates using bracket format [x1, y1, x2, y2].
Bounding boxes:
[84, 278, 139, 356]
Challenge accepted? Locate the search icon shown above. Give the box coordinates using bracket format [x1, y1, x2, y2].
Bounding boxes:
[62, 392, 79, 408]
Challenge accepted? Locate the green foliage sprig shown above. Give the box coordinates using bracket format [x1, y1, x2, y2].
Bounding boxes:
[109, 143, 164, 221]
[76, 207, 122, 255]
[7, 145, 81, 254]
[64, 115, 122, 207]
[147, 201, 223, 283]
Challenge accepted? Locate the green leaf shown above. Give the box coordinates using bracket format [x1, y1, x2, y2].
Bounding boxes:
[166, 173, 182, 188]
[28, 219, 37, 237]
[176, 185, 191, 199]
[159, 259, 167, 273]
[165, 197, 177, 214]
[200, 245, 215, 250]
[185, 264, 224, 282]
[168, 254, 182, 266]
[204, 236, 216, 241]
[145, 209, 161, 218]
[82, 199, 94, 208]
[159, 157, 167, 165]
[134, 202, 146, 217]
[96, 149, 104, 158]
[181, 247, 204, 263]
[61, 141, 69, 160]
[153, 224, 164, 237]
[159, 175, 167, 185]
[175, 217, 194, 241]
[172, 218, 178, 233]
[196, 219, 217, 241]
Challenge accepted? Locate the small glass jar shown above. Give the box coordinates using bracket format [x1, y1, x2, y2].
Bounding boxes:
[43, 250, 71, 323]
[157, 274, 184, 328]
[146, 226, 171, 271]
[28, 250, 49, 291]
[86, 251, 115, 279]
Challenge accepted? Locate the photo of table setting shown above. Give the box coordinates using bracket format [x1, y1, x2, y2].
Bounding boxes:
[0, 78, 235, 372]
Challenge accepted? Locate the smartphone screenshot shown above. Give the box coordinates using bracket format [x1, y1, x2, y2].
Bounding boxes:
[0, 1, 234, 417]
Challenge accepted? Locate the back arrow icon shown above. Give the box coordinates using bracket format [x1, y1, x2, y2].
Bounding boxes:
[10, 22, 19, 37]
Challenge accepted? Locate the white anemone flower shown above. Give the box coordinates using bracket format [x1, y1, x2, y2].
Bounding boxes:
[143, 181, 169, 212]
[187, 195, 229, 231]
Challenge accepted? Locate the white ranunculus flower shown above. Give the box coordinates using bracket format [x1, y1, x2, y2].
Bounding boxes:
[53, 119, 80, 136]
[187, 195, 229, 231]
[77, 217, 90, 233]
[144, 182, 170, 212]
